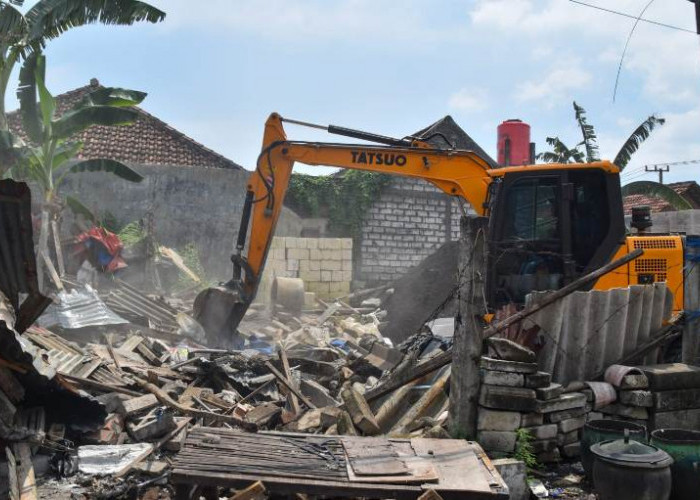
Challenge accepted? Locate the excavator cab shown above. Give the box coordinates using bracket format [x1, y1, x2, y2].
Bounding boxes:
[486, 167, 626, 308]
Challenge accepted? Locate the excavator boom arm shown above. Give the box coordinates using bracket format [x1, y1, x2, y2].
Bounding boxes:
[242, 113, 494, 297]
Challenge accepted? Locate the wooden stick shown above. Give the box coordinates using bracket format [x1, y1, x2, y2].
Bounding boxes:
[263, 361, 316, 409]
[116, 418, 191, 477]
[51, 220, 65, 277]
[483, 248, 643, 338]
[61, 373, 142, 397]
[133, 378, 258, 432]
[278, 348, 300, 415]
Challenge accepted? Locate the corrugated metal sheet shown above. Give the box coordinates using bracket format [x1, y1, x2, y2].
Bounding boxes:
[104, 279, 179, 334]
[0, 296, 106, 430]
[38, 285, 128, 329]
[0, 180, 51, 332]
[522, 283, 674, 384]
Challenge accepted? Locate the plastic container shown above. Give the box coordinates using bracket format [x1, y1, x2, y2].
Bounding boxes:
[591, 433, 673, 500]
[651, 428, 700, 500]
[581, 419, 647, 476]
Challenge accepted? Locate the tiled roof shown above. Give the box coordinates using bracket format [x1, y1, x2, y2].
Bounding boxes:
[8, 79, 242, 170]
[623, 180, 700, 214]
[623, 194, 676, 214]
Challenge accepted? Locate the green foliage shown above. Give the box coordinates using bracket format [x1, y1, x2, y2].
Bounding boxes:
[513, 428, 539, 470]
[613, 115, 665, 169]
[573, 101, 599, 163]
[175, 242, 210, 291]
[285, 170, 392, 237]
[538, 102, 664, 172]
[117, 220, 146, 246]
[0, 0, 164, 176]
[537, 136, 585, 164]
[10, 53, 145, 207]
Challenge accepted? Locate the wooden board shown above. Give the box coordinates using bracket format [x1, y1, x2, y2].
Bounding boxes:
[411, 439, 491, 493]
[342, 437, 408, 476]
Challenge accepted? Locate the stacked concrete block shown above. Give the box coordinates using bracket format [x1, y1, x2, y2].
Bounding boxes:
[256, 237, 353, 303]
[477, 355, 589, 462]
[600, 364, 700, 432]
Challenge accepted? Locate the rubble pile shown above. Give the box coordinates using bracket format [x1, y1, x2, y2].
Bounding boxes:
[476, 338, 589, 463]
[1, 275, 459, 497]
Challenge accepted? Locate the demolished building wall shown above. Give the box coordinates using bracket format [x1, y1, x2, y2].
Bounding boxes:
[58, 166, 302, 281]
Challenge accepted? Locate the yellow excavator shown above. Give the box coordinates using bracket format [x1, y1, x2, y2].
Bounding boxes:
[194, 113, 685, 343]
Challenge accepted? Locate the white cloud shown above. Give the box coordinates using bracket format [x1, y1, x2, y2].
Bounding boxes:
[155, 0, 449, 44]
[516, 62, 592, 105]
[448, 87, 489, 112]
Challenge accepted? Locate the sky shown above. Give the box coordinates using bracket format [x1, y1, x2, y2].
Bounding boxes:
[17, 0, 700, 184]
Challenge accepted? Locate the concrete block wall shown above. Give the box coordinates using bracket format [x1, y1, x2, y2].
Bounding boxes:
[357, 176, 471, 286]
[58, 164, 303, 283]
[257, 237, 353, 303]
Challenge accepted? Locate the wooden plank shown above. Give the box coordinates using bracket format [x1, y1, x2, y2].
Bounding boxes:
[278, 348, 300, 416]
[264, 361, 316, 409]
[341, 437, 408, 476]
[11, 443, 37, 500]
[170, 468, 422, 499]
[229, 481, 266, 500]
[410, 439, 491, 493]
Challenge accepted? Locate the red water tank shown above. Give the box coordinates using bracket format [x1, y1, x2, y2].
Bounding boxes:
[498, 119, 531, 166]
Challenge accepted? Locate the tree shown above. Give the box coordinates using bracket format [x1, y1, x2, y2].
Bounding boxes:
[12, 52, 145, 285]
[537, 102, 688, 211]
[537, 101, 665, 170]
[0, 0, 164, 171]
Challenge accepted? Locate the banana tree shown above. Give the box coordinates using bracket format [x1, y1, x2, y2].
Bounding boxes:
[0, 0, 165, 173]
[538, 101, 665, 171]
[14, 52, 145, 287]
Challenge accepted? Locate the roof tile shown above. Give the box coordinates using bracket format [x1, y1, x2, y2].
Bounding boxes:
[8, 80, 242, 170]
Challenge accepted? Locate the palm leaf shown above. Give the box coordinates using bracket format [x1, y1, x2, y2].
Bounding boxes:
[621, 181, 692, 210]
[80, 86, 146, 108]
[65, 194, 96, 221]
[537, 136, 584, 163]
[614, 115, 665, 170]
[26, 0, 165, 44]
[33, 53, 55, 131]
[0, 1, 28, 44]
[52, 105, 138, 138]
[16, 51, 43, 143]
[573, 101, 599, 163]
[69, 158, 143, 182]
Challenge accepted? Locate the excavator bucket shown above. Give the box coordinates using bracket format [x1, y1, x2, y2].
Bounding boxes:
[193, 285, 248, 348]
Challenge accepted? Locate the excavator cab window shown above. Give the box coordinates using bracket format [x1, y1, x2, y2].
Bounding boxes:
[487, 168, 625, 310]
[489, 175, 565, 306]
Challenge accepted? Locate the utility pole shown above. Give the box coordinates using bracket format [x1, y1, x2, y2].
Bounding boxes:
[690, 0, 700, 35]
[645, 164, 670, 184]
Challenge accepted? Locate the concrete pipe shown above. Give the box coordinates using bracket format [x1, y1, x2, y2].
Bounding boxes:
[271, 277, 305, 314]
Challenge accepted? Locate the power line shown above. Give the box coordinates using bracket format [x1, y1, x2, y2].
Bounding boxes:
[569, 0, 697, 35]
[644, 159, 700, 168]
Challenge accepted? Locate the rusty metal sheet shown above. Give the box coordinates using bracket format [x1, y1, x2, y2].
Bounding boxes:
[104, 279, 179, 334]
[524, 283, 674, 384]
